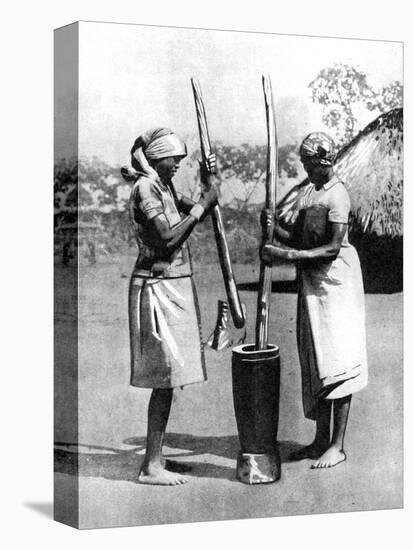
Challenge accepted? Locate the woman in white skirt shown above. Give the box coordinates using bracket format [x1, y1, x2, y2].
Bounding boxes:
[122, 128, 218, 484]
[262, 132, 368, 469]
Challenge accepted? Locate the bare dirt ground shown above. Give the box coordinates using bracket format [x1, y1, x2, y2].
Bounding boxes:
[54, 255, 403, 529]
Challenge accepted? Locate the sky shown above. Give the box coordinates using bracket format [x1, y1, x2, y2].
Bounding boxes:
[55, 21, 403, 167]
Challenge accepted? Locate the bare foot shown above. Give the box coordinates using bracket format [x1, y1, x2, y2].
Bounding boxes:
[138, 465, 189, 485]
[289, 440, 329, 461]
[311, 446, 346, 469]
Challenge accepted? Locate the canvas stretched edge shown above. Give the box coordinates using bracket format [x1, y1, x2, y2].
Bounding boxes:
[54, 21, 79, 529]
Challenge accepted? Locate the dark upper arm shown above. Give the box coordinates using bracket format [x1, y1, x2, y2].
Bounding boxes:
[327, 222, 347, 254]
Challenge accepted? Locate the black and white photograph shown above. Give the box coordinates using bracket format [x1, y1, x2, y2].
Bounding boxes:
[53, 21, 403, 529]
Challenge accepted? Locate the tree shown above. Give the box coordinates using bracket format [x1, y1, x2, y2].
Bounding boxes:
[309, 63, 402, 147]
[374, 80, 403, 113]
[54, 158, 79, 227]
[181, 142, 301, 210]
[278, 143, 300, 178]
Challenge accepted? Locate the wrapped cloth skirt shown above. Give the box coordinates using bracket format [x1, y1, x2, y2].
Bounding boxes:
[129, 276, 206, 389]
[297, 245, 368, 420]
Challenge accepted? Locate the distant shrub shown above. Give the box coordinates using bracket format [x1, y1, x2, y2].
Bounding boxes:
[54, 152, 276, 265]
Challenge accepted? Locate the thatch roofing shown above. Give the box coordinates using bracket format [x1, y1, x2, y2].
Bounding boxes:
[276, 108, 403, 237]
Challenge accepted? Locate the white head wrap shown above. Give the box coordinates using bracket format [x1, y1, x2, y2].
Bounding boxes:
[143, 132, 187, 159]
[121, 128, 187, 182]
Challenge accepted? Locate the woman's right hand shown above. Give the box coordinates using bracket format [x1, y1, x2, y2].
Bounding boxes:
[200, 183, 219, 211]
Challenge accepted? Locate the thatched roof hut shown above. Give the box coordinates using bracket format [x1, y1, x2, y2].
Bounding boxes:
[276, 108, 403, 238]
[335, 108, 403, 237]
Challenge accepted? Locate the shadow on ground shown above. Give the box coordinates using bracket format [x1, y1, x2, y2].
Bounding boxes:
[54, 435, 302, 483]
[238, 280, 298, 294]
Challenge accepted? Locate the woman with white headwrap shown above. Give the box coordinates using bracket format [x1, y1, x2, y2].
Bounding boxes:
[122, 128, 218, 485]
[261, 132, 368, 469]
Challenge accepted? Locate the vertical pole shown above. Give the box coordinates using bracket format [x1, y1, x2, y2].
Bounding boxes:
[191, 78, 245, 328]
[255, 75, 278, 350]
